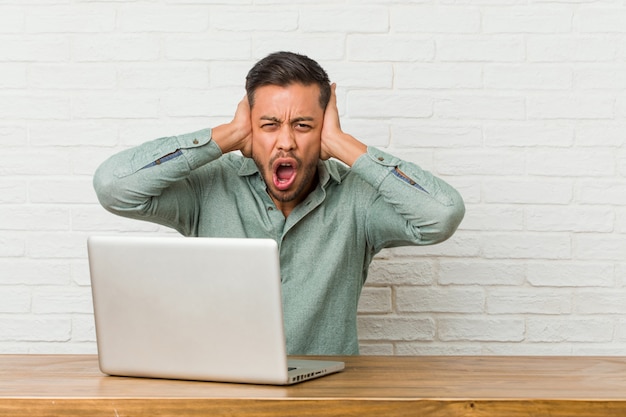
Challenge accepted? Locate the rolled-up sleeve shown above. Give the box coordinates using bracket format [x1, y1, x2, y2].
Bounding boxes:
[351, 147, 465, 250]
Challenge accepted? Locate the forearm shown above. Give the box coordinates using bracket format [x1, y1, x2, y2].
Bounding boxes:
[322, 132, 367, 167]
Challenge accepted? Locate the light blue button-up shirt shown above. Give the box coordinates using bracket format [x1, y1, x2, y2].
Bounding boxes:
[93, 128, 465, 355]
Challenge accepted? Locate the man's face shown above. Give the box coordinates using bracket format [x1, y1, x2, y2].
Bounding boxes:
[250, 83, 324, 214]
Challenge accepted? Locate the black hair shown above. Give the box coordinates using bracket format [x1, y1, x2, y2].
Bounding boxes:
[245, 51, 331, 109]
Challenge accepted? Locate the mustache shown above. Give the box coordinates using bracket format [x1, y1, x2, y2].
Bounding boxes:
[269, 152, 302, 167]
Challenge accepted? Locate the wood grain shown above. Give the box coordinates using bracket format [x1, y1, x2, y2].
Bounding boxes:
[2, 355, 626, 416]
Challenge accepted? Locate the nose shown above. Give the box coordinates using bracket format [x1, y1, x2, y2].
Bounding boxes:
[276, 125, 296, 152]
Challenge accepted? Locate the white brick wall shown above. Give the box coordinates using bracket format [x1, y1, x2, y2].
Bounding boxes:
[1, 0, 624, 356]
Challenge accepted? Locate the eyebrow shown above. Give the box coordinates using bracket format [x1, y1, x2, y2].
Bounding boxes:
[260, 116, 315, 124]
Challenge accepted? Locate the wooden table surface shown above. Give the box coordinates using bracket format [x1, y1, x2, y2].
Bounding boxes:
[1, 354, 626, 416]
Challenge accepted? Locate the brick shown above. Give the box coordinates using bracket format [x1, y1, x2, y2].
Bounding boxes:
[0, 95, 70, 120]
[367, 259, 435, 286]
[0, 287, 31, 313]
[348, 35, 434, 62]
[29, 179, 97, 204]
[395, 343, 482, 356]
[0, 36, 69, 62]
[438, 318, 525, 342]
[396, 63, 483, 90]
[30, 64, 116, 90]
[0, 260, 71, 285]
[210, 8, 297, 31]
[391, 6, 481, 33]
[483, 178, 573, 204]
[0, 179, 27, 203]
[29, 122, 118, 147]
[0, 64, 26, 88]
[341, 119, 390, 148]
[460, 204, 524, 231]
[484, 123, 574, 147]
[165, 34, 251, 61]
[396, 287, 485, 313]
[577, 180, 626, 205]
[435, 150, 525, 175]
[0, 125, 26, 147]
[0, 317, 71, 342]
[574, 234, 626, 261]
[483, 8, 572, 33]
[358, 316, 435, 341]
[574, 290, 626, 314]
[254, 34, 346, 61]
[73, 35, 160, 62]
[0, 150, 71, 176]
[27, 232, 88, 259]
[347, 91, 433, 119]
[487, 288, 572, 314]
[71, 259, 91, 287]
[358, 343, 394, 355]
[576, 124, 626, 147]
[528, 95, 614, 120]
[300, 6, 388, 33]
[483, 343, 570, 356]
[357, 287, 392, 313]
[72, 93, 160, 119]
[72, 206, 160, 232]
[72, 316, 96, 342]
[525, 206, 614, 232]
[0, 7, 24, 33]
[576, 8, 626, 33]
[437, 36, 524, 62]
[162, 88, 241, 118]
[575, 66, 626, 90]
[32, 287, 93, 314]
[484, 64, 572, 90]
[435, 95, 526, 120]
[481, 232, 571, 259]
[389, 232, 481, 258]
[25, 5, 116, 33]
[122, 63, 210, 89]
[324, 62, 393, 89]
[529, 261, 614, 288]
[617, 208, 626, 233]
[0, 206, 69, 230]
[527, 318, 613, 342]
[439, 260, 525, 286]
[0, 233, 25, 257]
[119, 5, 209, 32]
[210, 61, 255, 88]
[527, 36, 617, 62]
[394, 121, 482, 148]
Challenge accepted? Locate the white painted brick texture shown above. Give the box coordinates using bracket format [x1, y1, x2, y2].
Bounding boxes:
[1, 1, 625, 356]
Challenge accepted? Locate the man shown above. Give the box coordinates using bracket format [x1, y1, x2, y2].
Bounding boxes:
[93, 51, 465, 355]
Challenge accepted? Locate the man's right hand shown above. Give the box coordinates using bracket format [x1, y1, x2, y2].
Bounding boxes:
[211, 96, 253, 157]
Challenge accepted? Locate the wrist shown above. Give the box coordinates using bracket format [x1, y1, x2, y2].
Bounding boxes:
[211, 122, 249, 155]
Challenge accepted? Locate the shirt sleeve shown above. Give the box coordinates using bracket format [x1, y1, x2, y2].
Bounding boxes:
[351, 147, 465, 251]
[92, 128, 222, 235]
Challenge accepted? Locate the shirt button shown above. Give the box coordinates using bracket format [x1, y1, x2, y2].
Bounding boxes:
[193, 139, 199, 144]
[267, 207, 274, 211]
[378, 156, 384, 161]
[155, 159, 161, 165]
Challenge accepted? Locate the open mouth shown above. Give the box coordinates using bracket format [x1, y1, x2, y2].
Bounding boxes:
[272, 159, 297, 191]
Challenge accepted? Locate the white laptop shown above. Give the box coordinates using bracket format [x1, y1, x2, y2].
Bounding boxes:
[87, 235, 344, 385]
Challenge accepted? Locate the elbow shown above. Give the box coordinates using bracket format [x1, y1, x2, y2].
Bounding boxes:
[93, 164, 124, 214]
[418, 195, 465, 245]
[438, 198, 465, 243]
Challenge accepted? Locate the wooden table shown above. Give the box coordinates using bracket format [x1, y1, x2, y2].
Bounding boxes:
[1, 355, 626, 416]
